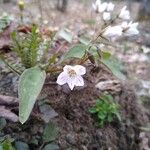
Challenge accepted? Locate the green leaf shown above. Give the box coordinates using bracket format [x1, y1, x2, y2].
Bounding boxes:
[0, 118, 6, 131]
[82, 18, 96, 26]
[98, 112, 106, 120]
[0, 139, 15, 150]
[107, 115, 113, 122]
[0, 13, 13, 32]
[58, 29, 73, 43]
[100, 95, 113, 102]
[78, 36, 90, 45]
[43, 122, 59, 142]
[89, 108, 97, 114]
[43, 144, 60, 150]
[18, 66, 46, 124]
[101, 56, 126, 80]
[113, 112, 121, 121]
[64, 44, 87, 59]
[15, 141, 29, 150]
[0, 145, 3, 150]
[101, 51, 111, 60]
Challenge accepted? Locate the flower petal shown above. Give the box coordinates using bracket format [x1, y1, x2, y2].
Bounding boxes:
[103, 25, 122, 38]
[57, 72, 68, 85]
[67, 77, 75, 90]
[107, 2, 114, 11]
[99, 2, 108, 12]
[74, 65, 86, 75]
[103, 12, 111, 21]
[75, 76, 84, 87]
[119, 6, 130, 20]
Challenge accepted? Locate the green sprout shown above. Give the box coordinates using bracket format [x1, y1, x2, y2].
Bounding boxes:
[89, 94, 121, 127]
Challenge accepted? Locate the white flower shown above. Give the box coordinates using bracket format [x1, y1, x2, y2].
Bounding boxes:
[103, 12, 111, 21]
[43, 20, 48, 25]
[92, 0, 101, 12]
[57, 65, 86, 90]
[103, 25, 123, 38]
[119, 6, 130, 20]
[106, 2, 114, 11]
[99, 43, 105, 48]
[93, 0, 108, 13]
[121, 21, 128, 29]
[121, 21, 139, 36]
[98, 2, 108, 12]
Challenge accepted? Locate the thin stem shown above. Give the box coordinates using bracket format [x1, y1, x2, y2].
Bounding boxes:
[20, 10, 23, 23]
[37, 0, 43, 24]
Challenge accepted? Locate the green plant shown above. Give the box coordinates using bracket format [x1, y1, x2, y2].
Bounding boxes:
[0, 137, 15, 150]
[89, 95, 121, 127]
[0, 1, 139, 124]
[11, 25, 50, 69]
[0, 13, 13, 32]
[41, 122, 59, 150]
[0, 25, 52, 123]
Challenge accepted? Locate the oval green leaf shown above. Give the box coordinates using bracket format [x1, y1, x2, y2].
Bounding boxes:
[18, 66, 46, 124]
[64, 44, 87, 59]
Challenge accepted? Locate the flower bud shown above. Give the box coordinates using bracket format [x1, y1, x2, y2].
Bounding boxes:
[18, 0, 24, 11]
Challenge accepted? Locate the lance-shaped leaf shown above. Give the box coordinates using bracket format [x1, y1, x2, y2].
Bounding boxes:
[58, 29, 73, 43]
[18, 66, 46, 124]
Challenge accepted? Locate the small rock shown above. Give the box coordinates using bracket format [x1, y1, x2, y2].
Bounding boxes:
[81, 145, 88, 150]
[39, 104, 58, 123]
[66, 133, 76, 145]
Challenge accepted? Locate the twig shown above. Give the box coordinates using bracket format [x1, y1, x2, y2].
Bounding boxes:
[0, 95, 18, 106]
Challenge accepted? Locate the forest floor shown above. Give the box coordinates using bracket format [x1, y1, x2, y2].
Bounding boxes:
[0, 0, 150, 149]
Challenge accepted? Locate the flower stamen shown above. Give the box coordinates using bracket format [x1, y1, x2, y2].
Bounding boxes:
[68, 69, 76, 77]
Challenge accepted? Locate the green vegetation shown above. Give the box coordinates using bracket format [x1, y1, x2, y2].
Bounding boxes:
[89, 95, 121, 127]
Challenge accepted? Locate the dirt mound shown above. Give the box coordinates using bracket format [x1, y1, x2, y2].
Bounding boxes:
[0, 64, 149, 149]
[43, 65, 149, 150]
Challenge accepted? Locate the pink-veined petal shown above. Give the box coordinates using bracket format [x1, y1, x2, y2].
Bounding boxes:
[75, 76, 84, 87]
[56, 72, 68, 85]
[74, 65, 86, 75]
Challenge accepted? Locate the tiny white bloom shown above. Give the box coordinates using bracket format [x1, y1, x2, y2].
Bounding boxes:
[98, 2, 108, 12]
[57, 65, 86, 90]
[93, 0, 108, 13]
[119, 6, 130, 20]
[43, 20, 48, 25]
[121, 21, 139, 36]
[121, 21, 128, 29]
[106, 2, 114, 11]
[103, 12, 111, 21]
[92, 0, 101, 12]
[99, 43, 105, 48]
[103, 25, 123, 38]
[142, 45, 150, 54]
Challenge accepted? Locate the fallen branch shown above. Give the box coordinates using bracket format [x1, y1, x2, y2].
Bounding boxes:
[95, 80, 121, 93]
[0, 95, 18, 105]
[0, 106, 18, 122]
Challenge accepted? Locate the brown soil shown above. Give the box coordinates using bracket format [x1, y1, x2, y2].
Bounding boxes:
[42, 64, 149, 150]
[0, 1, 150, 149]
[0, 63, 149, 150]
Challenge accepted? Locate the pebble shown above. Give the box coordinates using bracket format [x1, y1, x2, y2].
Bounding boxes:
[66, 133, 76, 145]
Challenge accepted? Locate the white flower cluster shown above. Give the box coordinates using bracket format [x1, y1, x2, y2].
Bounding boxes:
[93, 0, 139, 39]
[93, 0, 114, 21]
[57, 1, 140, 91]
